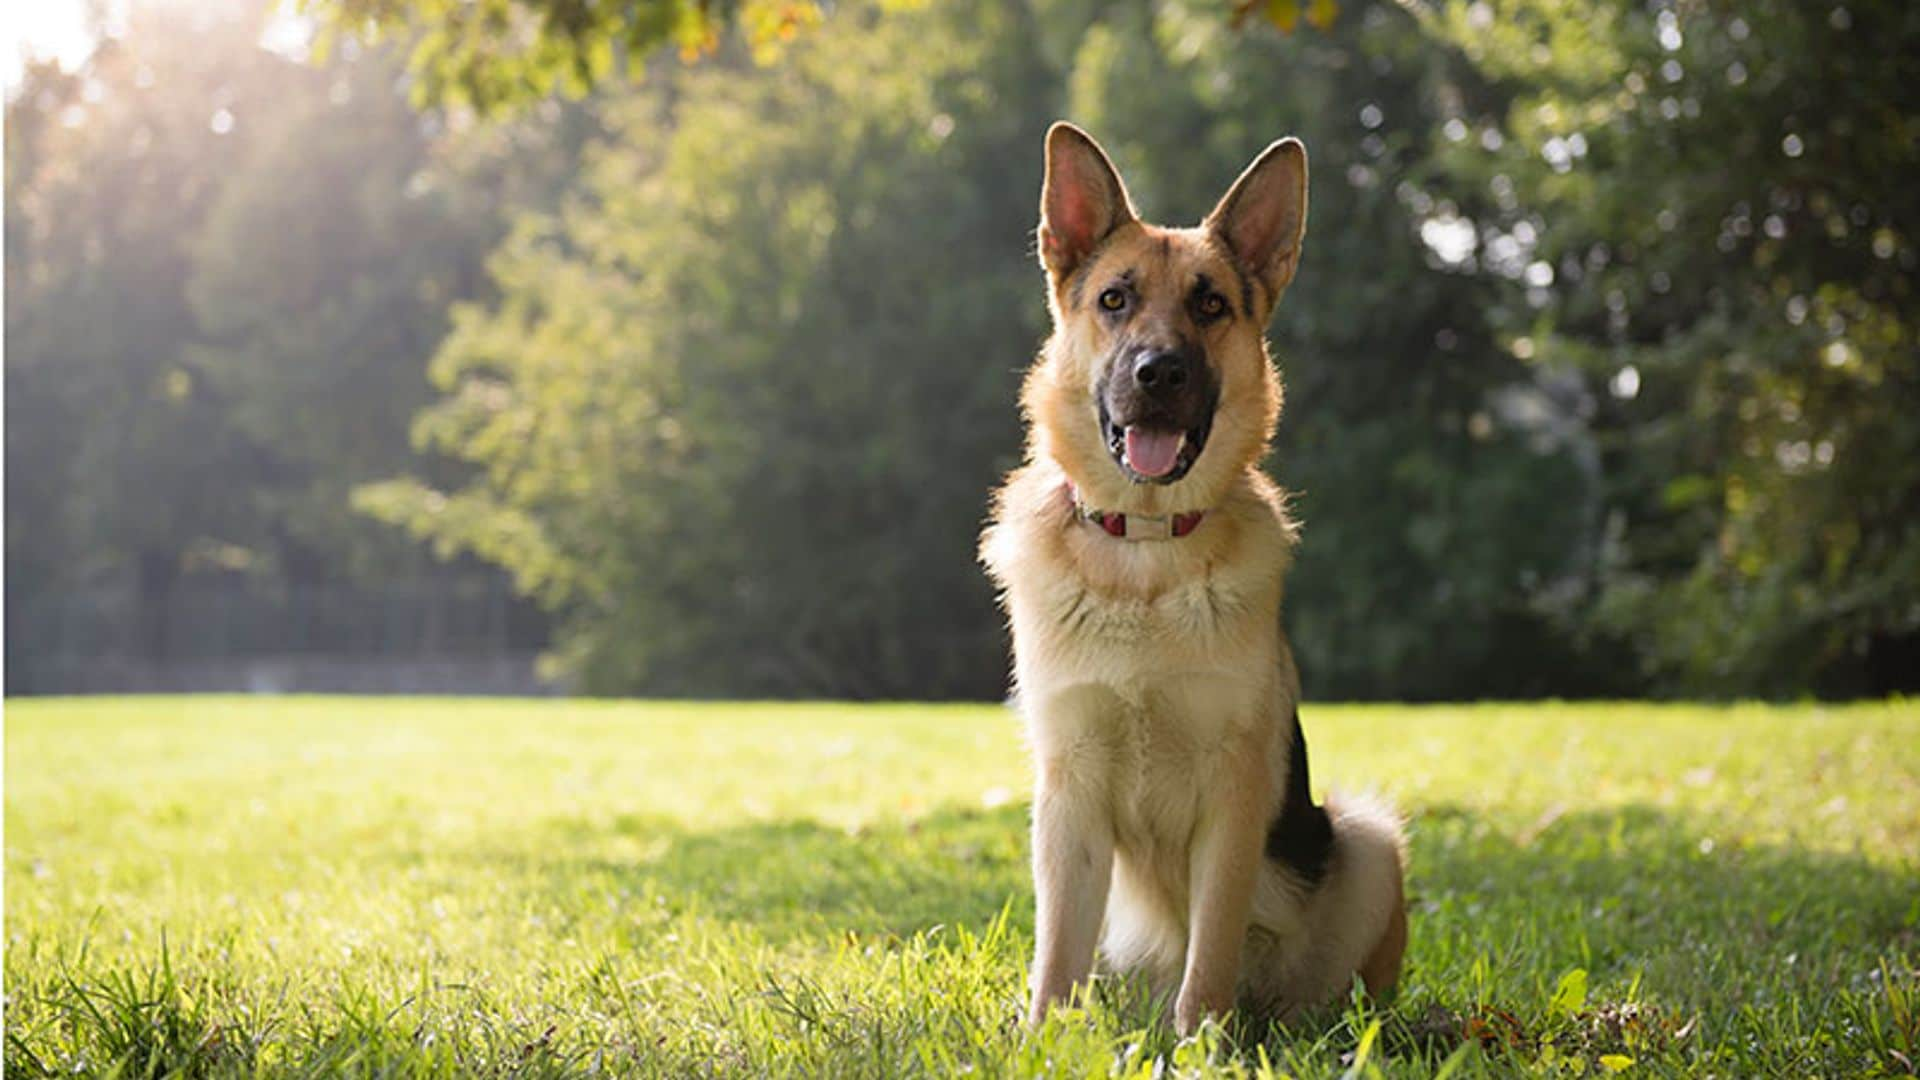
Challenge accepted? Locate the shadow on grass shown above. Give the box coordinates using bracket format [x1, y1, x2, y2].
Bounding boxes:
[1376, 802, 1918, 1070]
[511, 799, 1916, 967]
[516, 804, 1037, 943]
[12, 802, 1914, 1077]
[1408, 801, 1917, 976]
[509, 798, 1918, 1065]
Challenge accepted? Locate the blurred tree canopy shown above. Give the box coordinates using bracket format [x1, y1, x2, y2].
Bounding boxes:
[296, 0, 1341, 113]
[7, 5, 294, 652]
[1061, 4, 1601, 698]
[9, 0, 1916, 699]
[357, 0, 1054, 696]
[4, 0, 582, 664]
[298, 0, 822, 111]
[1424, 0, 1920, 695]
[350, 0, 1599, 699]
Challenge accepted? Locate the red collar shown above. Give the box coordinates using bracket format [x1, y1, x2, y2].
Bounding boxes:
[1064, 482, 1206, 541]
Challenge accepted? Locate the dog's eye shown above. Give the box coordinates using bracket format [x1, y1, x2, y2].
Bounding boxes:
[1198, 293, 1228, 319]
[1098, 288, 1128, 313]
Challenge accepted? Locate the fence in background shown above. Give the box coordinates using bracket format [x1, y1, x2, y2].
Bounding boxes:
[6, 575, 557, 695]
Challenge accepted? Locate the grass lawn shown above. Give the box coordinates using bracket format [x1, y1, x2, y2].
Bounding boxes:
[5, 697, 1918, 1077]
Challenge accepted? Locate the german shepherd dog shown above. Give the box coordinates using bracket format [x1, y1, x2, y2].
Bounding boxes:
[980, 124, 1408, 1034]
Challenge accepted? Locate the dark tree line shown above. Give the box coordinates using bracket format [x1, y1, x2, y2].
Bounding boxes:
[5, 0, 584, 677]
[9, 0, 1916, 699]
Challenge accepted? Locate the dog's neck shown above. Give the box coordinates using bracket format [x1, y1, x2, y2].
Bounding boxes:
[1063, 481, 1207, 542]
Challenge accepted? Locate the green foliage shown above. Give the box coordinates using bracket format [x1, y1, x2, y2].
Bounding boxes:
[296, 0, 843, 113]
[1063, 1, 1603, 699]
[1423, 0, 1920, 695]
[183, 50, 469, 580]
[5, 1, 580, 663]
[5, 3, 287, 644]
[297, 0, 1345, 115]
[365, 0, 1054, 696]
[371, 0, 1618, 699]
[11, 0, 1916, 699]
[7, 697, 1918, 1075]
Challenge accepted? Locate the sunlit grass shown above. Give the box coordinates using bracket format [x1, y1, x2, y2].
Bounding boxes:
[6, 697, 1917, 1076]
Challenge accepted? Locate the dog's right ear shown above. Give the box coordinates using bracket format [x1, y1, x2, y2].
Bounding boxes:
[1039, 122, 1135, 285]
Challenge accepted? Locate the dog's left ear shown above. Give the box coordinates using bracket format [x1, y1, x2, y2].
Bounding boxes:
[1205, 138, 1309, 312]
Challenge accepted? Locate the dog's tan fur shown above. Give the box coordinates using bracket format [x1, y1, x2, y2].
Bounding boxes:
[980, 123, 1407, 1033]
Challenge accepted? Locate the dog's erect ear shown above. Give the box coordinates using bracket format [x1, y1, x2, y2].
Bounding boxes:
[1039, 122, 1136, 285]
[1205, 138, 1309, 310]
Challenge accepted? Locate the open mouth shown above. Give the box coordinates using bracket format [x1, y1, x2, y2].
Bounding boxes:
[1099, 401, 1211, 485]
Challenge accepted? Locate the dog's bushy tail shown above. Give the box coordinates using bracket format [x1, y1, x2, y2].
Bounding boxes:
[1326, 791, 1408, 995]
[1246, 790, 1407, 1016]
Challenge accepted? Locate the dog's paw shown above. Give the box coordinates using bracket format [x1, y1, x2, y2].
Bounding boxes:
[1173, 987, 1233, 1036]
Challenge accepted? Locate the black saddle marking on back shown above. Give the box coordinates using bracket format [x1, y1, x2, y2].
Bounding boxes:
[1264, 707, 1334, 886]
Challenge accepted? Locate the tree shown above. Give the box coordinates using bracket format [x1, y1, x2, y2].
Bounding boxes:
[1061, 0, 1606, 698]
[4, 61, 87, 633]
[1429, 0, 1920, 694]
[362, 0, 1612, 699]
[184, 47, 487, 582]
[298, 0, 1342, 115]
[5, 0, 579, 681]
[359, 0, 1062, 696]
[5, 4, 281, 655]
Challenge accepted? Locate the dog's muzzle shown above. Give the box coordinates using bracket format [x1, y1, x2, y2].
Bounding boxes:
[1098, 346, 1218, 484]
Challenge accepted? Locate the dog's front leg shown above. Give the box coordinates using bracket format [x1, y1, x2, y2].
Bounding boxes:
[1027, 766, 1113, 1026]
[1175, 744, 1272, 1034]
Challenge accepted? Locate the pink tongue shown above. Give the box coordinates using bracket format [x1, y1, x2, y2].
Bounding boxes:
[1123, 427, 1184, 478]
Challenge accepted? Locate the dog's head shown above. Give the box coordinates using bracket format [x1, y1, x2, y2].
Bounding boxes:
[1024, 123, 1307, 513]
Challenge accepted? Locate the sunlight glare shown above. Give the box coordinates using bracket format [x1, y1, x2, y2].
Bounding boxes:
[2, 1, 104, 89]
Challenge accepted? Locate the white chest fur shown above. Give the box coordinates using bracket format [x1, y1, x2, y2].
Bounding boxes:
[1012, 548, 1290, 852]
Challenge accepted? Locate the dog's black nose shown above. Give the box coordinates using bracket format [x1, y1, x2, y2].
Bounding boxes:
[1133, 351, 1190, 394]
